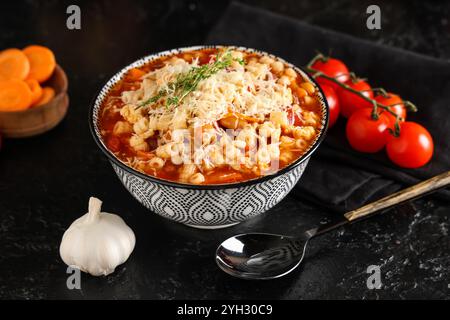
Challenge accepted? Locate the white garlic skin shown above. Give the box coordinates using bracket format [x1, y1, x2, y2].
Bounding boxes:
[59, 197, 136, 276]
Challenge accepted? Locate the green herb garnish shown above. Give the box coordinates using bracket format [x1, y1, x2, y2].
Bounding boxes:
[137, 50, 244, 109]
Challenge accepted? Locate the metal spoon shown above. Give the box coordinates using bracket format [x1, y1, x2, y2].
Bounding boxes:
[216, 170, 450, 280]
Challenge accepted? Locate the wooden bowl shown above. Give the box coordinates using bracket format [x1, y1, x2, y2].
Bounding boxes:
[0, 65, 69, 138]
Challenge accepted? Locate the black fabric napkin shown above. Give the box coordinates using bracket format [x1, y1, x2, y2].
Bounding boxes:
[206, 2, 450, 212]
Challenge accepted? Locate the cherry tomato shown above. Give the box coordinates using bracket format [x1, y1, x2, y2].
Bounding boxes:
[338, 79, 374, 118]
[346, 108, 390, 153]
[311, 58, 350, 91]
[319, 84, 340, 128]
[374, 93, 406, 127]
[386, 122, 433, 168]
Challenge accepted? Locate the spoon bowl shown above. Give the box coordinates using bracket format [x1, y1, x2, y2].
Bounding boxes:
[216, 232, 313, 280]
[215, 171, 450, 280]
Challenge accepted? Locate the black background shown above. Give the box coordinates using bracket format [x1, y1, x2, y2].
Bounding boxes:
[0, 0, 449, 299]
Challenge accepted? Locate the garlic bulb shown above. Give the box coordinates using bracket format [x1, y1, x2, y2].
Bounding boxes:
[59, 197, 135, 276]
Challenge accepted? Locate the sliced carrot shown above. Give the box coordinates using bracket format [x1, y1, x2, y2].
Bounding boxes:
[128, 68, 146, 81]
[32, 86, 55, 108]
[23, 45, 56, 83]
[0, 49, 30, 81]
[25, 79, 43, 105]
[0, 80, 33, 111]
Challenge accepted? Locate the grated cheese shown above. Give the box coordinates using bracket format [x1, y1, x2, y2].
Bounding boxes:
[120, 54, 294, 130]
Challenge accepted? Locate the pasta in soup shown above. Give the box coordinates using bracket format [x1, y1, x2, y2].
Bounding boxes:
[98, 48, 324, 185]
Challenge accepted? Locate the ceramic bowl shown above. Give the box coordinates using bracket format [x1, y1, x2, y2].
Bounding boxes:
[90, 46, 329, 229]
[0, 65, 69, 138]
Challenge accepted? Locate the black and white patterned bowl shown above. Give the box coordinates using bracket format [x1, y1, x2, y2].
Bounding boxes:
[89, 45, 329, 229]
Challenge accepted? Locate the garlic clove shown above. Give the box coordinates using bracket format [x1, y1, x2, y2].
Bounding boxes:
[59, 197, 135, 276]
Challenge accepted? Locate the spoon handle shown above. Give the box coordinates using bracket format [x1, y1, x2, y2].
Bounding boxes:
[313, 170, 450, 237]
[344, 170, 450, 222]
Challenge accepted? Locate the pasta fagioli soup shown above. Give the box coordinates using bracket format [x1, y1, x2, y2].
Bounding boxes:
[98, 48, 324, 185]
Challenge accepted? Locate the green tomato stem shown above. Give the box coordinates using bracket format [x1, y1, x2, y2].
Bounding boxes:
[306, 67, 399, 118]
[305, 52, 419, 137]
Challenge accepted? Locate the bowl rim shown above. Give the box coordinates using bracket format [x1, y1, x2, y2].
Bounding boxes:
[89, 45, 329, 190]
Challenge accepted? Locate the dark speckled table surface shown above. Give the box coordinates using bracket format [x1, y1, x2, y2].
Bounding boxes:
[0, 0, 449, 300]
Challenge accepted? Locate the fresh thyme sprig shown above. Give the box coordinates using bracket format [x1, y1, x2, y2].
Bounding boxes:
[137, 50, 244, 109]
